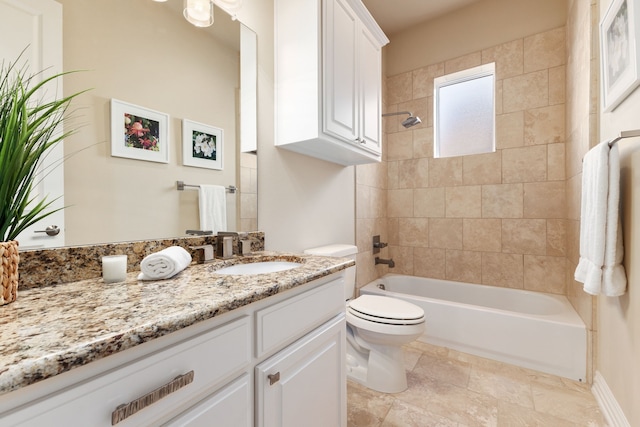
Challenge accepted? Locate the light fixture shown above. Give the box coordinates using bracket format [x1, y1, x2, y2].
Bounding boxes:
[183, 0, 214, 27]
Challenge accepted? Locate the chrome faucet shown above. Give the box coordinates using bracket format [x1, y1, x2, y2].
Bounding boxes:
[375, 257, 395, 268]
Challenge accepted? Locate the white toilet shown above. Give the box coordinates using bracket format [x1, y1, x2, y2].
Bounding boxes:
[304, 244, 425, 393]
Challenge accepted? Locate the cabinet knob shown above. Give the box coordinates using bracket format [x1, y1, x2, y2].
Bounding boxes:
[354, 138, 365, 144]
[268, 372, 280, 385]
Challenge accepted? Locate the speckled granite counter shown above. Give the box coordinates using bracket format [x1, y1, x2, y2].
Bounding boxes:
[0, 251, 353, 396]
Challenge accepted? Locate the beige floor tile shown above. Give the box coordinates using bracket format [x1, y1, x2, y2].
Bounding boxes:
[347, 344, 607, 427]
[380, 400, 458, 427]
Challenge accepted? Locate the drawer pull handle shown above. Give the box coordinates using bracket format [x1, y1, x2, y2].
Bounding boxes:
[111, 370, 195, 425]
[268, 372, 280, 385]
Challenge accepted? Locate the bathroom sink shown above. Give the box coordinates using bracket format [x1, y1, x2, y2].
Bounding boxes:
[214, 261, 303, 275]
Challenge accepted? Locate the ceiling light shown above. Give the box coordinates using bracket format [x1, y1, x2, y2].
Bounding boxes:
[183, 0, 214, 27]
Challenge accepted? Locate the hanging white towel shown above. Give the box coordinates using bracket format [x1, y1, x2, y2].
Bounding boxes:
[199, 184, 227, 234]
[138, 246, 192, 280]
[574, 141, 627, 296]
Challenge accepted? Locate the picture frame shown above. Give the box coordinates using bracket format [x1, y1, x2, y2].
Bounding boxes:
[182, 119, 224, 170]
[110, 99, 170, 163]
[600, 0, 640, 112]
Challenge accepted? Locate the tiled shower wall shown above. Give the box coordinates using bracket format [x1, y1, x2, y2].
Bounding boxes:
[356, 27, 569, 293]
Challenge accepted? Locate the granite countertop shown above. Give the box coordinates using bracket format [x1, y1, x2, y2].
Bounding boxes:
[0, 251, 353, 396]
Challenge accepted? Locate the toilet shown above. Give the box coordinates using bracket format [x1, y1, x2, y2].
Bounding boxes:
[304, 244, 425, 393]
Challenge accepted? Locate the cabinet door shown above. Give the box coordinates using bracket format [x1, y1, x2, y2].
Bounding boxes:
[358, 24, 383, 154]
[323, 0, 359, 144]
[256, 314, 346, 427]
[163, 374, 251, 427]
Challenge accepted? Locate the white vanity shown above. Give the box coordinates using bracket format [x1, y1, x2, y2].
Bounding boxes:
[0, 253, 350, 426]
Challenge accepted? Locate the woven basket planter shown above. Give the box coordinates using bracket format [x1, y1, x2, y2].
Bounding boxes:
[0, 240, 19, 305]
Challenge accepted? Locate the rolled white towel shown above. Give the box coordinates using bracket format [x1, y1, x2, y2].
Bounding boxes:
[138, 246, 192, 280]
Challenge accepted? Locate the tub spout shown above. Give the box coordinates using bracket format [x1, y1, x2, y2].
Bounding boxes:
[375, 257, 395, 268]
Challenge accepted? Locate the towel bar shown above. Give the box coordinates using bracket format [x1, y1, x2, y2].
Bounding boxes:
[176, 180, 236, 193]
[607, 129, 640, 147]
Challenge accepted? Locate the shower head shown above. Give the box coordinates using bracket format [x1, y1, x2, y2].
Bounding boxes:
[401, 115, 421, 128]
[382, 111, 422, 128]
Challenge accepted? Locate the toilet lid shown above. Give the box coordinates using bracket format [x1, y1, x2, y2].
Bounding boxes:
[348, 295, 424, 325]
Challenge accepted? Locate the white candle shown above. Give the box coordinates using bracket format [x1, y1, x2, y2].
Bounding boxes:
[102, 255, 127, 283]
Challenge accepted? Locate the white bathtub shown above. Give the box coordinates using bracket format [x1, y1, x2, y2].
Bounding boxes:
[360, 274, 587, 382]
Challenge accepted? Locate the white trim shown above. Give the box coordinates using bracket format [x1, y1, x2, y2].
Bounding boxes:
[592, 371, 631, 427]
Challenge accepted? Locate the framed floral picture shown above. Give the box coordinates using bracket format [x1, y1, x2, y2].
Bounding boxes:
[182, 119, 224, 170]
[110, 99, 170, 163]
[600, 0, 640, 112]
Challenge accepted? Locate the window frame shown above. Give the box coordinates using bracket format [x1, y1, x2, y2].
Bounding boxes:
[433, 62, 496, 158]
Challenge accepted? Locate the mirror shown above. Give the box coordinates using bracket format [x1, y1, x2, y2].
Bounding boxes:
[56, 0, 257, 247]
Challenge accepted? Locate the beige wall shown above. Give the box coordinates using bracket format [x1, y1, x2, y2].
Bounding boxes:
[61, 0, 238, 245]
[596, 0, 640, 423]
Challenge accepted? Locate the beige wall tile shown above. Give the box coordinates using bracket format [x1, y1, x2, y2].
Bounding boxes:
[387, 160, 399, 189]
[414, 247, 446, 279]
[524, 255, 566, 294]
[482, 183, 523, 218]
[399, 218, 429, 247]
[463, 152, 502, 185]
[482, 39, 523, 79]
[398, 158, 429, 188]
[412, 62, 444, 99]
[547, 219, 567, 257]
[444, 52, 482, 74]
[388, 189, 414, 218]
[389, 245, 414, 276]
[524, 181, 566, 218]
[446, 250, 482, 283]
[413, 128, 433, 159]
[387, 131, 413, 161]
[502, 219, 547, 255]
[414, 187, 445, 218]
[524, 27, 565, 73]
[446, 185, 482, 218]
[463, 219, 502, 252]
[502, 145, 547, 183]
[429, 157, 464, 187]
[524, 104, 566, 146]
[481, 252, 524, 288]
[547, 143, 566, 181]
[429, 218, 463, 249]
[549, 65, 566, 105]
[496, 111, 525, 149]
[387, 72, 413, 105]
[388, 218, 400, 246]
[503, 70, 549, 113]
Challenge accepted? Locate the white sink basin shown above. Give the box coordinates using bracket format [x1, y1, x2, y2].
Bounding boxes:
[214, 261, 302, 275]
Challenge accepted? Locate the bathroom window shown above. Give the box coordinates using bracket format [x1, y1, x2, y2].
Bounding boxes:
[434, 63, 495, 158]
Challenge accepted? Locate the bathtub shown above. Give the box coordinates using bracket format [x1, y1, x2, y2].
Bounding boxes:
[360, 274, 587, 382]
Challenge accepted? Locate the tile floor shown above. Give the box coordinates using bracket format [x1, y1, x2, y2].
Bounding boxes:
[347, 341, 607, 426]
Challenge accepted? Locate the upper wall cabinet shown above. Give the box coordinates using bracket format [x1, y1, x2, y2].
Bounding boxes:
[275, 0, 389, 166]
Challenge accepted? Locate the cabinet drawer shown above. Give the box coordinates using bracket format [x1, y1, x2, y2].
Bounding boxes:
[256, 277, 344, 357]
[3, 316, 251, 427]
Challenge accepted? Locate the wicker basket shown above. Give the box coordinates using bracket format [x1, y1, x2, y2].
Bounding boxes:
[0, 240, 19, 305]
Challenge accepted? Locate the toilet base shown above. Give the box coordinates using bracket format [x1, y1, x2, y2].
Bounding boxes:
[346, 334, 408, 393]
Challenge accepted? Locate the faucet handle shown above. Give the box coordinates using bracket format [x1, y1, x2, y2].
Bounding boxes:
[190, 245, 214, 262]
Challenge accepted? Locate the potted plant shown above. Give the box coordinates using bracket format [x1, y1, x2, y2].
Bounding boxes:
[0, 56, 85, 305]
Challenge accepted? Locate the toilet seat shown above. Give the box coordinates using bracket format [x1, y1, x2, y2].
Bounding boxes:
[347, 295, 424, 325]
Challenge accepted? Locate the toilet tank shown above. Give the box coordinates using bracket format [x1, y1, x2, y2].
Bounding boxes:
[304, 244, 357, 300]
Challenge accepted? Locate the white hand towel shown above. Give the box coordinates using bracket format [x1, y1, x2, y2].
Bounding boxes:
[199, 184, 227, 234]
[138, 246, 192, 281]
[574, 141, 627, 296]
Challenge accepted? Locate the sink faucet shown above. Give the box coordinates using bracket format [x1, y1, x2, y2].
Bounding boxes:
[190, 245, 215, 263]
[375, 257, 395, 268]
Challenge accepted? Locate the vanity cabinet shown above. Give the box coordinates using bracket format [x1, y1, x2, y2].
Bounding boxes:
[275, 0, 388, 166]
[0, 274, 346, 427]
